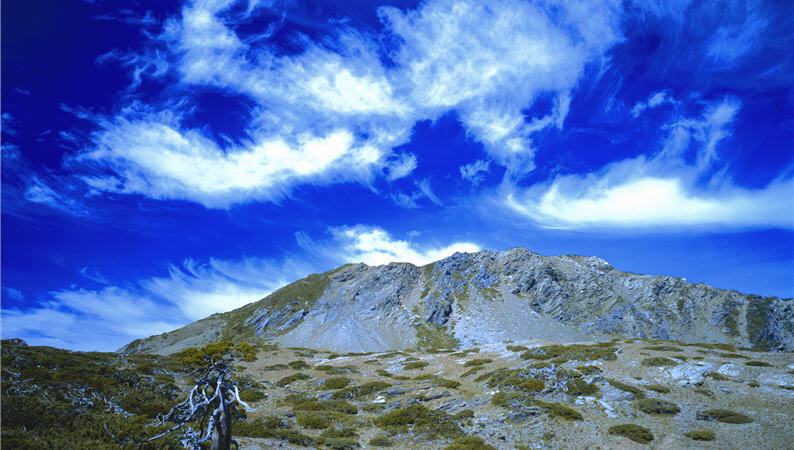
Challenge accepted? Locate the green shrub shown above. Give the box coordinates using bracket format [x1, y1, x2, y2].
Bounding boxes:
[608, 424, 654, 444]
[403, 361, 429, 370]
[641, 357, 678, 367]
[296, 412, 332, 429]
[238, 388, 266, 402]
[444, 436, 497, 449]
[747, 381, 760, 387]
[373, 404, 464, 439]
[320, 428, 359, 449]
[323, 377, 352, 390]
[483, 368, 544, 392]
[643, 345, 682, 352]
[706, 371, 728, 380]
[697, 409, 753, 424]
[745, 360, 772, 367]
[234, 416, 316, 445]
[576, 365, 602, 375]
[369, 434, 394, 446]
[635, 398, 680, 415]
[605, 378, 645, 399]
[535, 400, 583, 420]
[437, 378, 462, 389]
[290, 398, 358, 415]
[331, 381, 391, 400]
[463, 358, 492, 367]
[685, 430, 715, 441]
[455, 409, 475, 419]
[506, 345, 529, 352]
[315, 364, 359, 374]
[461, 367, 483, 377]
[288, 360, 310, 370]
[565, 378, 599, 396]
[694, 387, 713, 397]
[275, 372, 310, 387]
[520, 343, 617, 362]
[645, 384, 670, 393]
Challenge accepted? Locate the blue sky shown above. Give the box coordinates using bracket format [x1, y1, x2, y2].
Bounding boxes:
[2, 0, 792, 351]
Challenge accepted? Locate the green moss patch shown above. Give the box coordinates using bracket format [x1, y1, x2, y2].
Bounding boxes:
[635, 398, 680, 415]
[697, 409, 753, 424]
[745, 360, 772, 367]
[403, 361, 430, 370]
[506, 345, 529, 352]
[535, 400, 583, 421]
[331, 381, 392, 400]
[369, 434, 394, 447]
[605, 378, 645, 399]
[685, 430, 716, 441]
[296, 412, 333, 429]
[641, 357, 678, 367]
[373, 404, 464, 439]
[483, 368, 545, 392]
[520, 343, 617, 363]
[645, 384, 670, 393]
[565, 378, 599, 396]
[287, 360, 310, 370]
[463, 358, 492, 367]
[322, 377, 353, 390]
[444, 436, 497, 450]
[275, 372, 311, 387]
[608, 424, 654, 444]
[576, 365, 602, 375]
[235, 416, 315, 446]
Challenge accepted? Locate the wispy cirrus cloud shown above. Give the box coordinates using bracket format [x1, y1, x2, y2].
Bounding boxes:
[71, 0, 623, 208]
[504, 96, 794, 229]
[2, 224, 479, 351]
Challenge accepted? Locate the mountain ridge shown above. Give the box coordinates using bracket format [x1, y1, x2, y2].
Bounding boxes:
[121, 247, 794, 355]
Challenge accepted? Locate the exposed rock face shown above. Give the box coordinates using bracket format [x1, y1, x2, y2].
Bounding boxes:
[120, 248, 794, 354]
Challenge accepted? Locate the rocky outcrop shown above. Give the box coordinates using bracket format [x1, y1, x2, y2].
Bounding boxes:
[121, 247, 794, 354]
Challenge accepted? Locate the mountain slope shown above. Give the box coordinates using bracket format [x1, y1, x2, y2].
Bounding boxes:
[121, 248, 794, 355]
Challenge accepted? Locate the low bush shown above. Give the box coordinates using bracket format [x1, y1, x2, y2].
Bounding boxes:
[444, 436, 497, 450]
[331, 381, 392, 400]
[635, 398, 680, 415]
[608, 424, 654, 444]
[403, 361, 429, 370]
[685, 430, 716, 441]
[605, 378, 645, 399]
[323, 377, 352, 390]
[535, 400, 583, 420]
[745, 361, 772, 367]
[275, 372, 310, 387]
[696, 409, 753, 424]
[641, 357, 678, 367]
[373, 404, 464, 439]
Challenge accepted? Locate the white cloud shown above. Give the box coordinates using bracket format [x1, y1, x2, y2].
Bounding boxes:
[1, 224, 479, 350]
[79, 119, 383, 208]
[330, 225, 480, 266]
[1, 256, 312, 351]
[505, 97, 794, 229]
[77, 0, 624, 207]
[507, 175, 793, 228]
[707, 13, 767, 66]
[460, 159, 490, 185]
[23, 177, 87, 216]
[385, 153, 418, 181]
[631, 91, 675, 118]
[2, 288, 184, 352]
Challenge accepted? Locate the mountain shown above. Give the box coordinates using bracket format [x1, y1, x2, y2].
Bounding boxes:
[121, 248, 794, 355]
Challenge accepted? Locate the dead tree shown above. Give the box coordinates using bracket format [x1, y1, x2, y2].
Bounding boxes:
[144, 342, 258, 450]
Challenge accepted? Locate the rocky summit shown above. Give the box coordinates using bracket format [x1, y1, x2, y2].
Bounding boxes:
[4, 248, 794, 449]
[121, 248, 794, 355]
